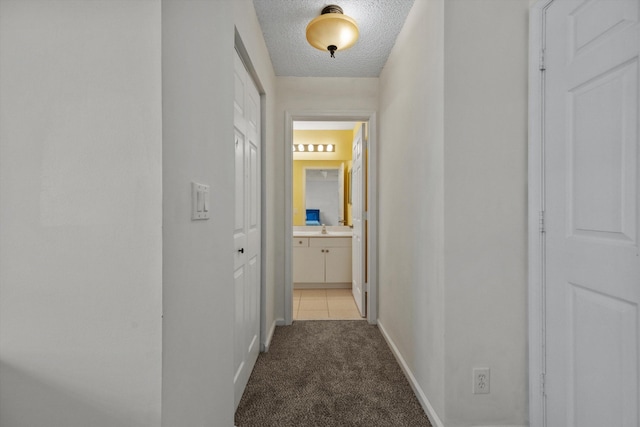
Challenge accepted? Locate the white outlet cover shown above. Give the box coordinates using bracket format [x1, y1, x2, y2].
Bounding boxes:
[473, 367, 490, 394]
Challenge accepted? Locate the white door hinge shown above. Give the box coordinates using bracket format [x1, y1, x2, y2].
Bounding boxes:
[539, 48, 546, 71]
[364, 282, 369, 293]
[541, 372, 546, 396]
[539, 211, 545, 233]
[363, 211, 368, 220]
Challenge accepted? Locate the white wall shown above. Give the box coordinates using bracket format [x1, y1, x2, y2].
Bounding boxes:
[0, 1, 163, 426]
[275, 77, 379, 319]
[378, 0, 446, 420]
[161, 1, 277, 425]
[443, 1, 529, 425]
[161, 1, 236, 425]
[378, 0, 529, 426]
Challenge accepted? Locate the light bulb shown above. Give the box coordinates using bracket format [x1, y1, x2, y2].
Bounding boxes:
[318, 145, 324, 152]
[298, 144, 305, 152]
[327, 144, 334, 152]
[308, 144, 314, 152]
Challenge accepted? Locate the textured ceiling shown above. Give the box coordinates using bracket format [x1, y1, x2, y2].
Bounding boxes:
[252, 0, 415, 77]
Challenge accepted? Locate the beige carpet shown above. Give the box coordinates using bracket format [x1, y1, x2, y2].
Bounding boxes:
[235, 321, 433, 427]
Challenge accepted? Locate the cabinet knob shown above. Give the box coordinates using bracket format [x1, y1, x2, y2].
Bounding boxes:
[299, 241, 303, 244]
[325, 249, 329, 253]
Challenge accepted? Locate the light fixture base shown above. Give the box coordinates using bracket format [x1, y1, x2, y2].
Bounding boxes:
[321, 5, 344, 15]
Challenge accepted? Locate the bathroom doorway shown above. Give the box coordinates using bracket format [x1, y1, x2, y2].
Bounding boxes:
[284, 111, 378, 325]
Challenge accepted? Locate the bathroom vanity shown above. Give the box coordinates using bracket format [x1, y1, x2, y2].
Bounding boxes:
[293, 227, 352, 289]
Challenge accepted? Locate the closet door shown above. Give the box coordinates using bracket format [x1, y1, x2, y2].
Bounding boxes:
[543, 1, 640, 425]
[233, 51, 261, 409]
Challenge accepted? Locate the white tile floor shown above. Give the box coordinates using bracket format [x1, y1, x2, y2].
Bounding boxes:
[293, 289, 364, 320]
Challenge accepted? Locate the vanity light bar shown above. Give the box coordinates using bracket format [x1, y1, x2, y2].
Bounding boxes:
[293, 144, 334, 152]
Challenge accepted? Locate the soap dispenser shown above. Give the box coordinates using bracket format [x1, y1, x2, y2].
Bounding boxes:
[321, 224, 327, 234]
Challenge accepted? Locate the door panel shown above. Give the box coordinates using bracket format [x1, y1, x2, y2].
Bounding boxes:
[544, 1, 640, 425]
[233, 51, 261, 409]
[352, 125, 365, 317]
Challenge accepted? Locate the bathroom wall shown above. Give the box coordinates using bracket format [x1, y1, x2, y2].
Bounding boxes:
[0, 1, 163, 425]
[293, 160, 347, 226]
[293, 129, 352, 226]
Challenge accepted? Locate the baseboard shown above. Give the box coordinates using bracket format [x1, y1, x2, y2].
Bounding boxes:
[293, 283, 350, 289]
[262, 319, 279, 352]
[377, 320, 445, 427]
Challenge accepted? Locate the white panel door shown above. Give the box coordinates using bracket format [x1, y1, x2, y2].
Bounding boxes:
[339, 162, 345, 224]
[233, 51, 261, 409]
[352, 125, 365, 317]
[544, 1, 640, 425]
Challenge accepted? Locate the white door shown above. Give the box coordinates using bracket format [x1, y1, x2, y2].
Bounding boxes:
[338, 162, 345, 225]
[544, 1, 640, 425]
[352, 125, 365, 317]
[233, 51, 261, 409]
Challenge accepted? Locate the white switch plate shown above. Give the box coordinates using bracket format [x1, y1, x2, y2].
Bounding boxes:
[191, 182, 210, 220]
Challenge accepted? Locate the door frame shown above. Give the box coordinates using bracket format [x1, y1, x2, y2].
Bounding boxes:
[234, 32, 267, 352]
[529, 1, 554, 426]
[284, 110, 378, 325]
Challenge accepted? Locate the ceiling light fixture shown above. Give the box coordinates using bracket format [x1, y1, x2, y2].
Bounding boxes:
[306, 5, 359, 58]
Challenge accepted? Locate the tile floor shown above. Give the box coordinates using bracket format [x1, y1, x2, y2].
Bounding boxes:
[293, 288, 364, 320]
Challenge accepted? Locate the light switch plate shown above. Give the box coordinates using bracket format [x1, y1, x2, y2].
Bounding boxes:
[191, 182, 210, 220]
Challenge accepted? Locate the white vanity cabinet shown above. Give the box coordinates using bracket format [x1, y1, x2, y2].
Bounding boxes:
[293, 236, 352, 286]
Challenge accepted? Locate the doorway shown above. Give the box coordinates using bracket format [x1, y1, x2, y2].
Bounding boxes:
[284, 111, 378, 326]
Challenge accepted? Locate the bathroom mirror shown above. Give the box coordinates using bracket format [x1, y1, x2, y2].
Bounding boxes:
[304, 167, 344, 226]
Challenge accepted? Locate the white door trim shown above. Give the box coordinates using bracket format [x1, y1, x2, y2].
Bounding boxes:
[234, 33, 268, 352]
[529, 1, 554, 426]
[285, 110, 378, 325]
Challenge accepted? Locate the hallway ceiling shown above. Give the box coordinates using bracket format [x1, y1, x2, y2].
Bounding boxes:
[252, 0, 415, 77]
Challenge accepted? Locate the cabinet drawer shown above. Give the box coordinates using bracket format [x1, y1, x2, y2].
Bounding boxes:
[293, 237, 309, 247]
[309, 237, 352, 248]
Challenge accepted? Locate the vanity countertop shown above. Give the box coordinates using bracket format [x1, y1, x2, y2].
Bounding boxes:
[293, 231, 352, 237]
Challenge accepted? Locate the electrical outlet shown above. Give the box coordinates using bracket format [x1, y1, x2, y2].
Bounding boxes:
[473, 368, 490, 394]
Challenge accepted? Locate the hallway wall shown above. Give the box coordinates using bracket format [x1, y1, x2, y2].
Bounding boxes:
[443, 1, 528, 425]
[162, 0, 276, 425]
[274, 77, 379, 320]
[378, 0, 529, 426]
[378, 0, 446, 420]
[0, 1, 163, 425]
[161, 1, 235, 425]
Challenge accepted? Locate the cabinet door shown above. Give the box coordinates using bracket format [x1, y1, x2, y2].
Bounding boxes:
[324, 247, 352, 283]
[293, 247, 325, 283]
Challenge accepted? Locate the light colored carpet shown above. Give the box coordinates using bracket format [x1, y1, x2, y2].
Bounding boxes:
[235, 320, 433, 427]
